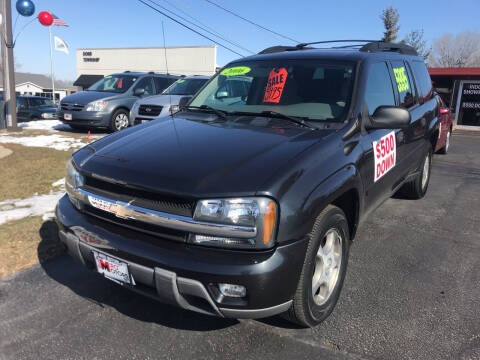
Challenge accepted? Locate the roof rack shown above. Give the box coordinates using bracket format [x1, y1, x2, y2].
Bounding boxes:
[258, 40, 418, 56]
[124, 70, 131, 73]
[359, 41, 417, 55]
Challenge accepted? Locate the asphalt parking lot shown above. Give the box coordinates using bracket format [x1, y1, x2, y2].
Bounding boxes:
[1, 131, 479, 360]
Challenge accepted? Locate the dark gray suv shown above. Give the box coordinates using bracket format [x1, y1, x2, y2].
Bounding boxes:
[57, 72, 181, 132]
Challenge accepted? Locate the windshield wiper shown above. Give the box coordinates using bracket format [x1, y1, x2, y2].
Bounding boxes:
[185, 105, 227, 119]
[259, 111, 315, 129]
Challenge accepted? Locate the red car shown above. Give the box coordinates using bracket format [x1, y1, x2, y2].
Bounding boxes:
[435, 97, 452, 154]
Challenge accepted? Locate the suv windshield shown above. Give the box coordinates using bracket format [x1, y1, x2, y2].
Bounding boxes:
[88, 74, 137, 93]
[189, 60, 355, 122]
[162, 78, 208, 96]
[29, 98, 55, 107]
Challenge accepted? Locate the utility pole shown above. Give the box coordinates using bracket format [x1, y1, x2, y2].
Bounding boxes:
[1, 0, 20, 132]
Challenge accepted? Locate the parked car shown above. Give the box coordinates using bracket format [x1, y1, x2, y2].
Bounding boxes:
[435, 97, 453, 154]
[130, 75, 210, 125]
[16, 96, 57, 121]
[56, 41, 442, 327]
[57, 72, 181, 132]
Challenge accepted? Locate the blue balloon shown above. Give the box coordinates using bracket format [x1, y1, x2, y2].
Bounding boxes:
[16, 0, 35, 17]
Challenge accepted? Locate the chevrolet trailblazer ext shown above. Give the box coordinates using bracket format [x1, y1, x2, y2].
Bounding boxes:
[56, 41, 441, 327]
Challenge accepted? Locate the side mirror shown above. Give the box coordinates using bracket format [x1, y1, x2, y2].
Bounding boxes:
[133, 88, 145, 97]
[367, 106, 411, 130]
[178, 96, 191, 110]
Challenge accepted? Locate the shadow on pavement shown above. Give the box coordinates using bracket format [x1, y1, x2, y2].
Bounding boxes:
[37, 221, 238, 332]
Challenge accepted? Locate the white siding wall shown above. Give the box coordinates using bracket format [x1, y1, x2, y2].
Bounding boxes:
[76, 46, 217, 77]
[1, 83, 68, 100]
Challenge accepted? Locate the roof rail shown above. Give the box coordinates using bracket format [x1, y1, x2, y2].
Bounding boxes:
[360, 41, 418, 55]
[258, 40, 418, 56]
[295, 40, 378, 48]
[258, 46, 303, 54]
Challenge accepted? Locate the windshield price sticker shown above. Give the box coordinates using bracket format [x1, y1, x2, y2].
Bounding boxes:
[220, 66, 251, 76]
[393, 67, 409, 93]
[177, 79, 185, 83]
[373, 131, 396, 182]
[263, 67, 288, 103]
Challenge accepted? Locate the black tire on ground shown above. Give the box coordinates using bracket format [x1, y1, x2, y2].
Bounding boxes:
[109, 109, 129, 133]
[438, 130, 451, 155]
[283, 204, 350, 327]
[398, 145, 432, 199]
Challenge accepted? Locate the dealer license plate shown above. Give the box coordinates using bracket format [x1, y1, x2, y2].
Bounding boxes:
[93, 251, 131, 285]
[64, 113, 72, 120]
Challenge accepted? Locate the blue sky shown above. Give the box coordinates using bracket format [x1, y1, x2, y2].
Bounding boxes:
[12, 0, 480, 82]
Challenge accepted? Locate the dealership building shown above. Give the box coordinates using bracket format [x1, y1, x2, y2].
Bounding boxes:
[74, 45, 217, 89]
[429, 67, 480, 129]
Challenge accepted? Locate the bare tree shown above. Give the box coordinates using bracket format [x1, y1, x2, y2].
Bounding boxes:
[429, 32, 480, 67]
[380, 6, 400, 42]
[402, 29, 430, 60]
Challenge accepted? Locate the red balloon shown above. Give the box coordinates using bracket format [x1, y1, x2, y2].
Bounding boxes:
[38, 11, 53, 26]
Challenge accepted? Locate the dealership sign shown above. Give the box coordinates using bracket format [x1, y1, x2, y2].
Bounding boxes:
[373, 131, 397, 182]
[83, 51, 99, 63]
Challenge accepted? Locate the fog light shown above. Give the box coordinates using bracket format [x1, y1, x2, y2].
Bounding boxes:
[218, 283, 246, 298]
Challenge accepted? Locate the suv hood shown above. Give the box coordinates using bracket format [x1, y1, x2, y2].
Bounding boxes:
[136, 94, 189, 106]
[75, 115, 334, 198]
[36, 106, 58, 113]
[61, 90, 120, 105]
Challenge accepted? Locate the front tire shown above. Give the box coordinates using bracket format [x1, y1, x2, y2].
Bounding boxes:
[109, 109, 129, 132]
[283, 205, 350, 327]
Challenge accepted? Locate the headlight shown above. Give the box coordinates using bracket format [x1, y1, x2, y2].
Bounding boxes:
[191, 197, 277, 249]
[169, 105, 179, 114]
[85, 100, 108, 112]
[65, 159, 85, 207]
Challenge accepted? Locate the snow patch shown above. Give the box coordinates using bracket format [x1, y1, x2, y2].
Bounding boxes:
[0, 192, 64, 225]
[52, 178, 65, 188]
[0, 134, 85, 151]
[18, 120, 67, 131]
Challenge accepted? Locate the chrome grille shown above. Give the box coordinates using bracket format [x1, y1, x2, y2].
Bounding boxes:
[138, 104, 163, 116]
[61, 102, 85, 111]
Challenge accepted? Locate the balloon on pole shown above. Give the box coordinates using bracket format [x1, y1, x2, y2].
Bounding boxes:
[38, 11, 53, 26]
[16, 0, 35, 17]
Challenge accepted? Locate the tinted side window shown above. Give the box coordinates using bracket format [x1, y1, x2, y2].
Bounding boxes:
[134, 77, 154, 96]
[154, 77, 177, 94]
[365, 62, 395, 115]
[391, 60, 416, 108]
[17, 98, 27, 108]
[410, 60, 433, 104]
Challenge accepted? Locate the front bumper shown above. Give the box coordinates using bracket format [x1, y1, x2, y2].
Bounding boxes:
[57, 109, 111, 128]
[56, 195, 308, 319]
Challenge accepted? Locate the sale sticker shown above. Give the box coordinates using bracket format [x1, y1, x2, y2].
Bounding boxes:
[373, 131, 396, 182]
[393, 67, 409, 93]
[263, 68, 288, 103]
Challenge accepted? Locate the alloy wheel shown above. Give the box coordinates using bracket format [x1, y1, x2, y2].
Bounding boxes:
[312, 228, 343, 306]
[114, 113, 129, 131]
[422, 153, 430, 190]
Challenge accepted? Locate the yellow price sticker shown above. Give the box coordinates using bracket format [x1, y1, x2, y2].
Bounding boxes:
[220, 66, 251, 76]
[393, 67, 410, 93]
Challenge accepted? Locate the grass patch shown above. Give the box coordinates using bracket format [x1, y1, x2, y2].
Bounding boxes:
[0, 216, 65, 277]
[0, 143, 71, 201]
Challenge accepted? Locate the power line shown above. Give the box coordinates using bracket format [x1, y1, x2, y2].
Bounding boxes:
[137, 0, 245, 57]
[145, 0, 254, 54]
[157, 0, 254, 54]
[203, 0, 299, 44]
